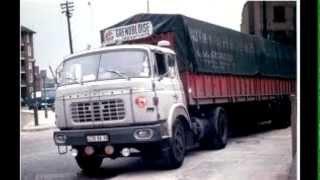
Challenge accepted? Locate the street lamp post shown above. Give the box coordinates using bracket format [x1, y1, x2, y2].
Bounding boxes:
[41, 71, 48, 118]
[31, 60, 39, 126]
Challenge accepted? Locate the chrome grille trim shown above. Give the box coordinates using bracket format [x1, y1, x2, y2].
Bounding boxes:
[71, 99, 125, 123]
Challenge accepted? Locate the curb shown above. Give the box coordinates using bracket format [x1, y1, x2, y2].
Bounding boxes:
[21, 125, 56, 132]
[21, 110, 34, 114]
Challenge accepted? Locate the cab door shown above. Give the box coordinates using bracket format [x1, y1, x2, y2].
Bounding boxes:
[153, 52, 184, 120]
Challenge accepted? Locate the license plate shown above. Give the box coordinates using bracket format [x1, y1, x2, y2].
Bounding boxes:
[86, 135, 109, 142]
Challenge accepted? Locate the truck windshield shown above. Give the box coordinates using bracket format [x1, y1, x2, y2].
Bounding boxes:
[60, 50, 150, 85]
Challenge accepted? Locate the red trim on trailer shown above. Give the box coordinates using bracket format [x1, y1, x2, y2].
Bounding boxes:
[180, 72, 296, 105]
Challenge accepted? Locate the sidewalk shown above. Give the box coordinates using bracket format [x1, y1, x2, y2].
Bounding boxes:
[21, 108, 56, 132]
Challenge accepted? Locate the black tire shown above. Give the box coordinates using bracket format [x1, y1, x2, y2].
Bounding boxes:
[202, 107, 228, 149]
[160, 120, 186, 169]
[75, 154, 103, 172]
[272, 100, 291, 129]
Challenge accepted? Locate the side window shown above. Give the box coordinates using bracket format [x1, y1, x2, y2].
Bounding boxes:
[273, 6, 285, 23]
[167, 55, 176, 75]
[155, 53, 168, 76]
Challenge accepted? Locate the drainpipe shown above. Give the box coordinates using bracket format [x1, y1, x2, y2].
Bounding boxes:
[262, 1, 267, 38]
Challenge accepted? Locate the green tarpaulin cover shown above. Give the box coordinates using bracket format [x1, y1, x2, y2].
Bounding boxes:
[100, 13, 296, 79]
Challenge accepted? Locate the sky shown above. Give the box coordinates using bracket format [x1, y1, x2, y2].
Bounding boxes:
[21, 0, 248, 77]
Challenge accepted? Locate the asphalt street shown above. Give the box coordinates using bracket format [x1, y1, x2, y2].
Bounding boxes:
[21, 125, 292, 180]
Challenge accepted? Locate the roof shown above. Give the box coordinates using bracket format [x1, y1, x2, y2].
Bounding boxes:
[21, 26, 36, 34]
[63, 44, 175, 62]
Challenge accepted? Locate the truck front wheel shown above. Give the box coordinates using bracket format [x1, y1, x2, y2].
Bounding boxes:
[75, 154, 103, 172]
[202, 107, 228, 149]
[160, 120, 186, 169]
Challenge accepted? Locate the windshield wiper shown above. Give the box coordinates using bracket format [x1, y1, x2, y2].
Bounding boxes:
[104, 70, 130, 80]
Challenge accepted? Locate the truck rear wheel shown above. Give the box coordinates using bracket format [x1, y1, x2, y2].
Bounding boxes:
[160, 120, 186, 169]
[75, 154, 103, 172]
[202, 107, 228, 149]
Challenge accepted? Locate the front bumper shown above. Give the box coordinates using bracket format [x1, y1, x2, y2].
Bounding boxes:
[53, 123, 166, 146]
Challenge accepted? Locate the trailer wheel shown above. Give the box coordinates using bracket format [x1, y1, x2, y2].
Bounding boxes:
[75, 154, 103, 173]
[202, 107, 228, 149]
[272, 100, 291, 129]
[160, 120, 186, 169]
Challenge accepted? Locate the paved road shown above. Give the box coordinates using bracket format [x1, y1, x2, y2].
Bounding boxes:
[21, 125, 292, 180]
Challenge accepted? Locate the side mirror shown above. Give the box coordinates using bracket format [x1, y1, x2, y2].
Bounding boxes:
[52, 63, 62, 85]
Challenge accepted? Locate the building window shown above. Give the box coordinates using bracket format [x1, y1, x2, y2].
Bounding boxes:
[273, 6, 285, 22]
[28, 62, 33, 70]
[27, 46, 32, 57]
[21, 44, 25, 52]
[26, 34, 30, 43]
[21, 60, 26, 70]
[29, 74, 33, 83]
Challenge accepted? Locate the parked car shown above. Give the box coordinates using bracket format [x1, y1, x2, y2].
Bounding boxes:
[25, 90, 55, 110]
[25, 96, 42, 110]
[40, 88, 56, 109]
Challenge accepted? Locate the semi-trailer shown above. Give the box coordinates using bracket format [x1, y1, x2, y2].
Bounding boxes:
[53, 14, 296, 172]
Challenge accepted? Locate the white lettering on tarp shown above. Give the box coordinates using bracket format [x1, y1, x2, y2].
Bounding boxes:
[190, 28, 236, 71]
[103, 21, 153, 45]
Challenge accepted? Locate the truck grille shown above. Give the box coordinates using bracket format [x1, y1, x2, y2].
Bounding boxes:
[71, 99, 125, 122]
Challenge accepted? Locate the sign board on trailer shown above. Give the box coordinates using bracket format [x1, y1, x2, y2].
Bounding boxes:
[102, 21, 153, 45]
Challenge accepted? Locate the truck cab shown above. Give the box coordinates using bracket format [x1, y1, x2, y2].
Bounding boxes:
[53, 42, 195, 171]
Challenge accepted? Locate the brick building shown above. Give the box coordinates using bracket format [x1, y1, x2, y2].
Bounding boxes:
[21, 26, 41, 100]
[240, 1, 296, 46]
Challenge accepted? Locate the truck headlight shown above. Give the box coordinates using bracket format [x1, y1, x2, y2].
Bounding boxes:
[134, 129, 154, 140]
[54, 134, 67, 144]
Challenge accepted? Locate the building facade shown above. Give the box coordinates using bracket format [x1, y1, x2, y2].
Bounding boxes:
[21, 26, 41, 100]
[240, 1, 296, 46]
